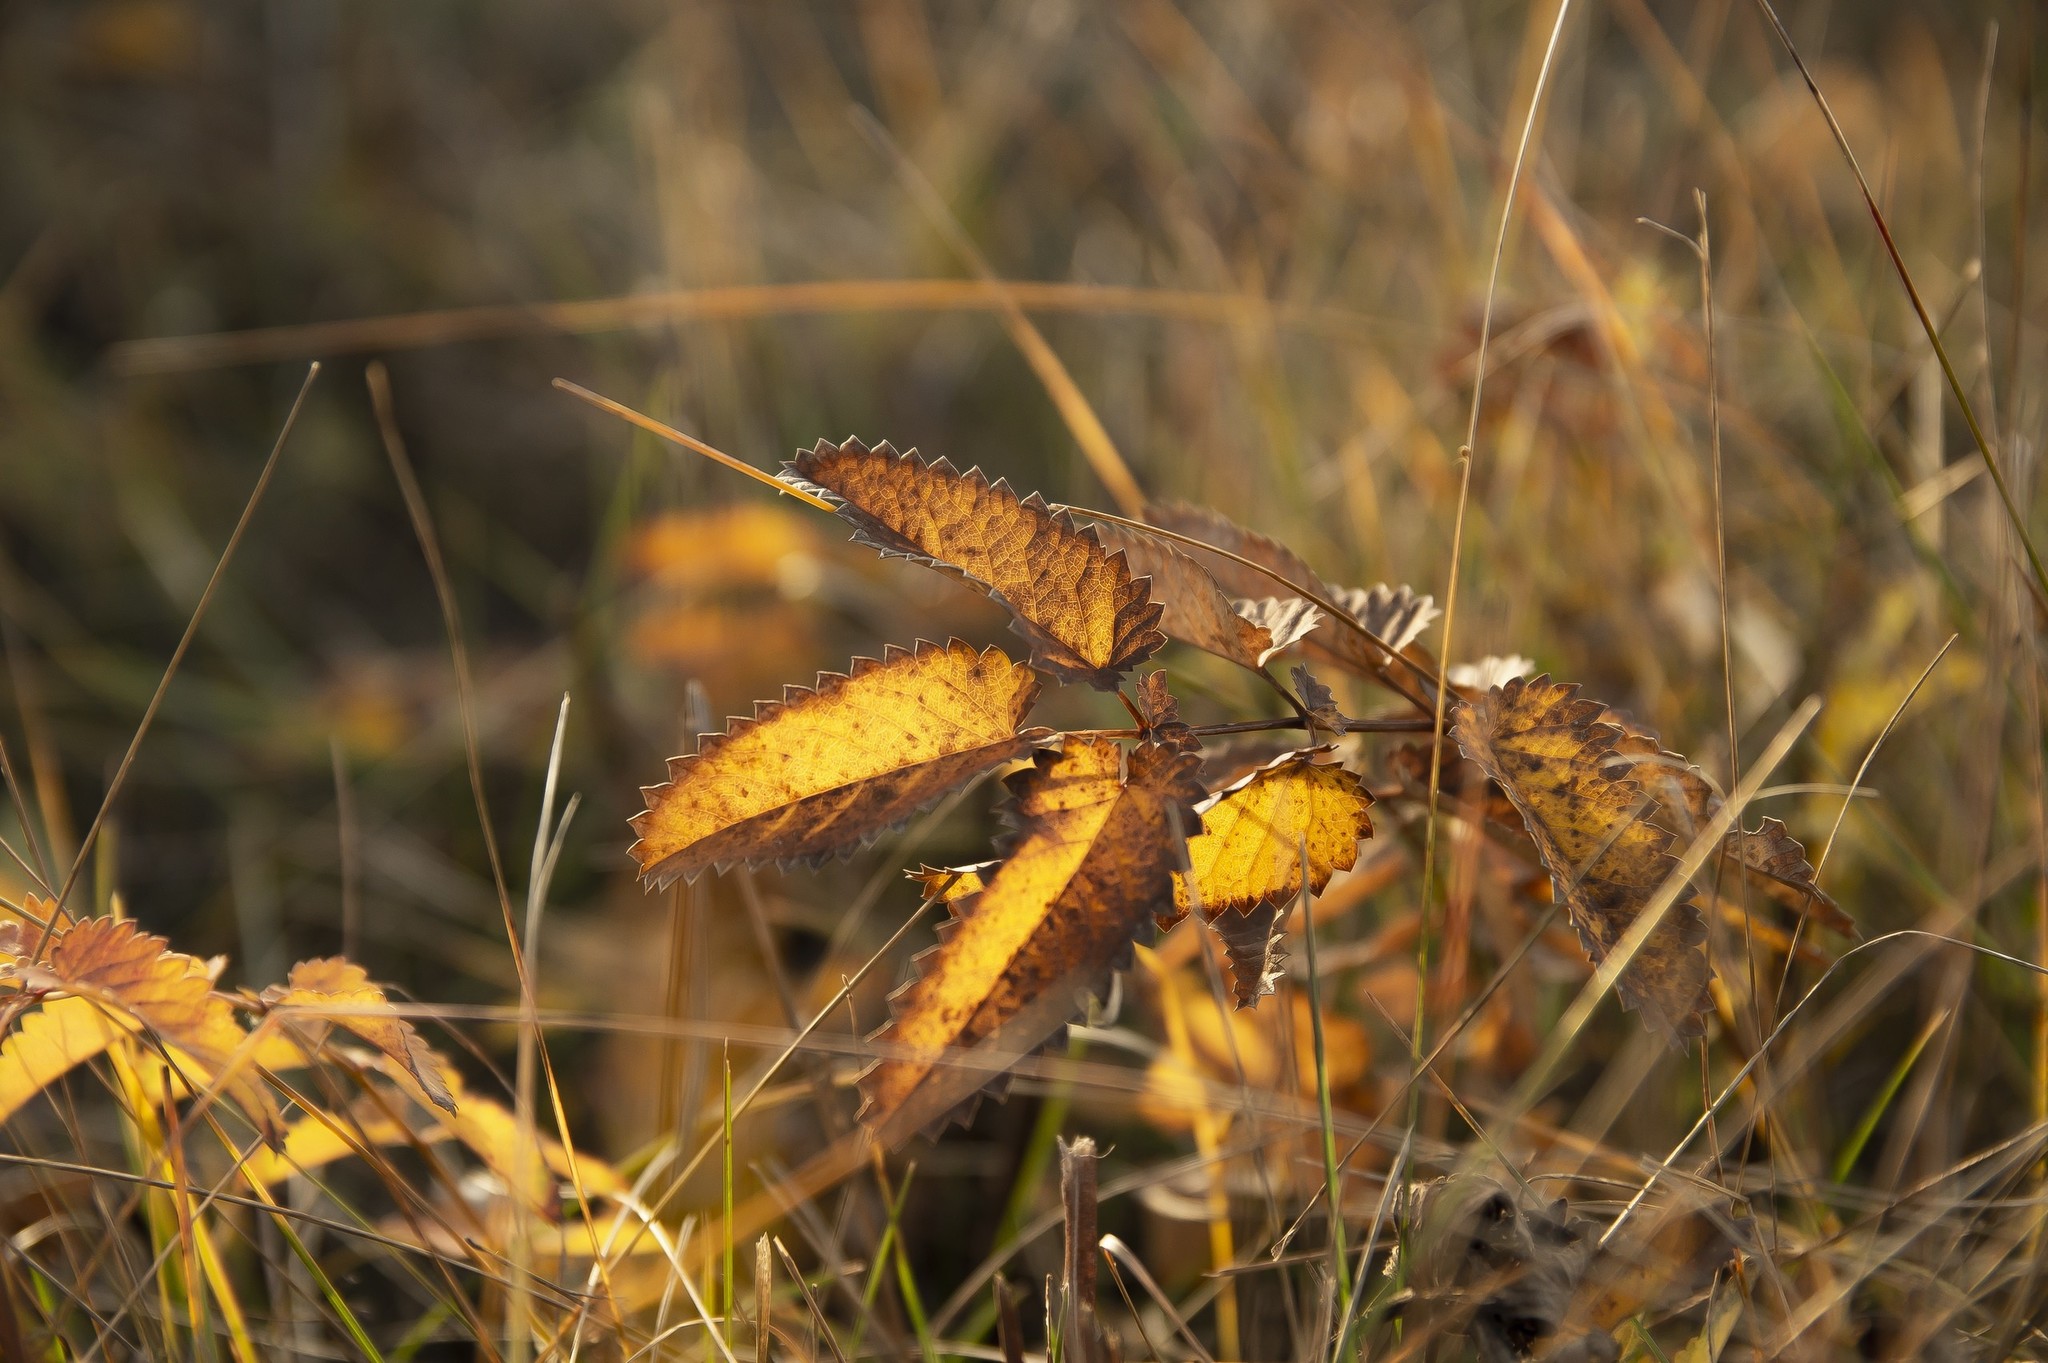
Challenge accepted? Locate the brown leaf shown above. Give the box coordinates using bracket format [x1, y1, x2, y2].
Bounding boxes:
[261, 958, 456, 1113]
[629, 640, 1052, 889]
[1142, 502, 1324, 602]
[1303, 583, 1441, 688]
[1092, 522, 1319, 671]
[1169, 748, 1376, 927]
[1139, 502, 1438, 693]
[1208, 900, 1287, 1007]
[785, 439, 1165, 688]
[1133, 670, 1199, 752]
[1451, 677, 1712, 1043]
[1602, 712, 1853, 936]
[35, 918, 280, 1136]
[1290, 664, 1348, 731]
[860, 738, 1205, 1142]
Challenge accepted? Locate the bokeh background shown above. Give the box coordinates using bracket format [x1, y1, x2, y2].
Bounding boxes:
[2, 0, 2044, 1349]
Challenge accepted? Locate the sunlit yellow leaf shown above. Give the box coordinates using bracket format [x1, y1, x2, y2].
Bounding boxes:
[860, 738, 1205, 1142]
[630, 639, 1052, 889]
[0, 996, 128, 1125]
[20, 918, 280, 1136]
[238, 1108, 422, 1189]
[261, 957, 455, 1113]
[1170, 748, 1375, 926]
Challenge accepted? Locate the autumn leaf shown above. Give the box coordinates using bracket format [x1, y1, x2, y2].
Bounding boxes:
[1168, 748, 1376, 927]
[908, 862, 992, 907]
[783, 439, 1165, 688]
[1142, 502, 1324, 603]
[1139, 502, 1437, 691]
[1092, 523, 1320, 671]
[1448, 653, 1536, 694]
[0, 996, 129, 1126]
[1451, 677, 1712, 1043]
[239, 1106, 420, 1189]
[1303, 582, 1441, 686]
[1290, 664, 1347, 732]
[260, 958, 455, 1113]
[630, 640, 1053, 889]
[1236, 596, 1324, 658]
[1208, 900, 1288, 1007]
[1132, 670, 1199, 751]
[1602, 713, 1852, 936]
[860, 738, 1205, 1142]
[17, 917, 281, 1136]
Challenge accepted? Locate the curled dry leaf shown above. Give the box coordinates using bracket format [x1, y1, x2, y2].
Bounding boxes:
[784, 439, 1165, 688]
[1448, 654, 1537, 693]
[1234, 596, 1324, 661]
[1291, 664, 1348, 732]
[261, 957, 455, 1113]
[860, 738, 1205, 1143]
[1092, 522, 1320, 671]
[630, 640, 1052, 889]
[1307, 582, 1441, 684]
[1208, 900, 1288, 1006]
[21, 917, 281, 1137]
[1451, 677, 1712, 1044]
[1133, 670, 1199, 751]
[1168, 748, 1376, 928]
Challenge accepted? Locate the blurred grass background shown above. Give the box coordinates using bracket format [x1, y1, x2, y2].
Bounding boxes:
[2, 0, 2046, 1354]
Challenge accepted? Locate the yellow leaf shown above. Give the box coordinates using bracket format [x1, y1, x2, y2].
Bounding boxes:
[783, 439, 1165, 688]
[32, 917, 281, 1136]
[1452, 677, 1711, 1043]
[261, 957, 456, 1113]
[0, 995, 128, 1125]
[860, 738, 1205, 1143]
[1170, 748, 1376, 925]
[238, 1107, 422, 1188]
[445, 1091, 626, 1214]
[630, 639, 1052, 889]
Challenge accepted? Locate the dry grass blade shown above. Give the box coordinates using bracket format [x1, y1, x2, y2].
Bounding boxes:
[628, 640, 1052, 888]
[553, 379, 836, 513]
[1058, 1136, 1106, 1363]
[853, 108, 1148, 517]
[35, 363, 318, 956]
[1748, 0, 2048, 602]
